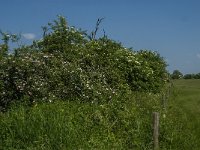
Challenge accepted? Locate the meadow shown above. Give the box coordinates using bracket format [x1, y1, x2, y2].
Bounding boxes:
[172, 79, 200, 148]
[173, 79, 200, 116]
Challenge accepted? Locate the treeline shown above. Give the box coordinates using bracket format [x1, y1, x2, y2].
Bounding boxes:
[183, 73, 200, 79]
[171, 70, 200, 79]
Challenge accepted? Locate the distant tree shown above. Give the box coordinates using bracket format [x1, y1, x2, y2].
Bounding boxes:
[183, 73, 200, 79]
[171, 70, 183, 79]
[183, 74, 192, 79]
[194, 73, 200, 79]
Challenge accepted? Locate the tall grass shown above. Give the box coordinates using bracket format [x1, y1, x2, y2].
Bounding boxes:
[0, 93, 158, 149]
[0, 86, 198, 149]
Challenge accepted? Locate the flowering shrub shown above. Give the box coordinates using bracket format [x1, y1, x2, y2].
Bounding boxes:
[0, 16, 168, 111]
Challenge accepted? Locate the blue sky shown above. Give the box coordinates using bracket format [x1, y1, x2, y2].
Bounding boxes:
[0, 0, 200, 74]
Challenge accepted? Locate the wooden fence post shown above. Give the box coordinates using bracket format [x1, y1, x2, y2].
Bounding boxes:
[153, 112, 159, 150]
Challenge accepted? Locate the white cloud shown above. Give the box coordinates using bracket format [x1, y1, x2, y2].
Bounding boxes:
[22, 33, 36, 40]
[197, 54, 200, 59]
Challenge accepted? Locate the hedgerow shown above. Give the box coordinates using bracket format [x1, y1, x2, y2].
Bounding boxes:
[0, 16, 168, 111]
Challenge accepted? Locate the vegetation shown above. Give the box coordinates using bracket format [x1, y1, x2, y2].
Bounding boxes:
[183, 73, 200, 79]
[171, 70, 183, 79]
[171, 70, 200, 80]
[172, 79, 200, 149]
[0, 16, 198, 149]
[0, 16, 167, 111]
[0, 94, 165, 149]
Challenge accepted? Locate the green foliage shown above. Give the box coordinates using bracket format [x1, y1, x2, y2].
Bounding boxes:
[0, 44, 8, 58]
[171, 70, 183, 79]
[0, 86, 196, 149]
[0, 93, 164, 149]
[0, 31, 20, 56]
[0, 16, 168, 110]
[183, 73, 200, 79]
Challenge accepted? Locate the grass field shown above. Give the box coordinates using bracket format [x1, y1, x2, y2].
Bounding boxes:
[173, 79, 200, 118]
[173, 79, 200, 148]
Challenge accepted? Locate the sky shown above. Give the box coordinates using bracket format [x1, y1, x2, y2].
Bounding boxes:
[0, 0, 200, 74]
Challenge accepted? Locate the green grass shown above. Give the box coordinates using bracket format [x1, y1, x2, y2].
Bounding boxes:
[1, 81, 200, 150]
[173, 79, 200, 118]
[172, 79, 200, 148]
[0, 97, 156, 150]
